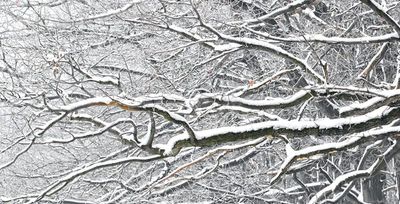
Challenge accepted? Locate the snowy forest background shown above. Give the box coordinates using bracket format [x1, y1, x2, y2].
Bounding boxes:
[1, 0, 400, 203]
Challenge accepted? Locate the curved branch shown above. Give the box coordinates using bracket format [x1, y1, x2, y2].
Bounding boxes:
[229, 0, 312, 25]
[25, 155, 161, 203]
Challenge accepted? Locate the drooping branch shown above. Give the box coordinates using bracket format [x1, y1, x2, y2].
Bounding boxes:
[0, 138, 35, 170]
[23, 155, 162, 204]
[39, 118, 138, 144]
[46, 97, 196, 148]
[203, 28, 326, 83]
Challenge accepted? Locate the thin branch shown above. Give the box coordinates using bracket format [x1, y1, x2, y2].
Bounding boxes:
[270, 125, 400, 185]
[24, 155, 162, 203]
[309, 139, 400, 204]
[360, 0, 400, 35]
[141, 112, 155, 147]
[357, 42, 390, 79]
[66, 0, 143, 23]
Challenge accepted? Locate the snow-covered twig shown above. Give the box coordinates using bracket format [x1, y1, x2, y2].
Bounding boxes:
[246, 28, 399, 44]
[321, 140, 383, 203]
[40, 118, 137, 144]
[270, 126, 400, 185]
[309, 139, 400, 204]
[360, 0, 400, 35]
[0, 138, 35, 170]
[192, 90, 313, 110]
[228, 0, 311, 25]
[140, 112, 155, 147]
[68, 0, 143, 23]
[154, 137, 266, 187]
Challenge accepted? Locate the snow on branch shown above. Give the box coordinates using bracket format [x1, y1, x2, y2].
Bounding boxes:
[40, 118, 137, 144]
[25, 154, 161, 204]
[215, 106, 283, 121]
[309, 139, 400, 204]
[0, 138, 35, 171]
[357, 42, 390, 79]
[83, 75, 119, 86]
[339, 89, 400, 117]
[36, 112, 69, 136]
[153, 137, 266, 189]
[214, 32, 326, 84]
[322, 140, 383, 203]
[360, 0, 400, 35]
[158, 105, 400, 155]
[4, 0, 400, 203]
[70, 113, 122, 136]
[247, 29, 399, 44]
[227, 68, 300, 96]
[229, 0, 311, 25]
[69, 0, 143, 23]
[124, 19, 220, 50]
[192, 90, 313, 110]
[140, 112, 155, 147]
[190, 4, 325, 84]
[56, 97, 114, 112]
[50, 97, 196, 148]
[270, 125, 400, 185]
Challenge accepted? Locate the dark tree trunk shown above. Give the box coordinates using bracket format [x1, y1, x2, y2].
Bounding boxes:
[362, 173, 386, 204]
[395, 152, 400, 202]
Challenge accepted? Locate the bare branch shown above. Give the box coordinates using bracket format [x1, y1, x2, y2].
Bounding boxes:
[357, 42, 390, 79]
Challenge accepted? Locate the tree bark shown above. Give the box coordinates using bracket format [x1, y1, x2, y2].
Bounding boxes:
[395, 151, 400, 202]
[362, 173, 385, 204]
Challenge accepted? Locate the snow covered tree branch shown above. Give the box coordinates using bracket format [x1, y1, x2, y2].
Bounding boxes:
[1, 0, 400, 203]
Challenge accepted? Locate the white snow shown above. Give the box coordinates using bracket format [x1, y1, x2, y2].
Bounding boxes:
[193, 90, 310, 109]
[72, 0, 143, 22]
[85, 76, 119, 86]
[156, 133, 190, 156]
[219, 33, 325, 83]
[140, 116, 154, 146]
[214, 43, 241, 52]
[282, 33, 399, 44]
[157, 105, 398, 156]
[58, 97, 112, 111]
[339, 89, 400, 114]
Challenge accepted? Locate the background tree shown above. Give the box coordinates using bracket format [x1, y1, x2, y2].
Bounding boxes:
[1, 0, 400, 203]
